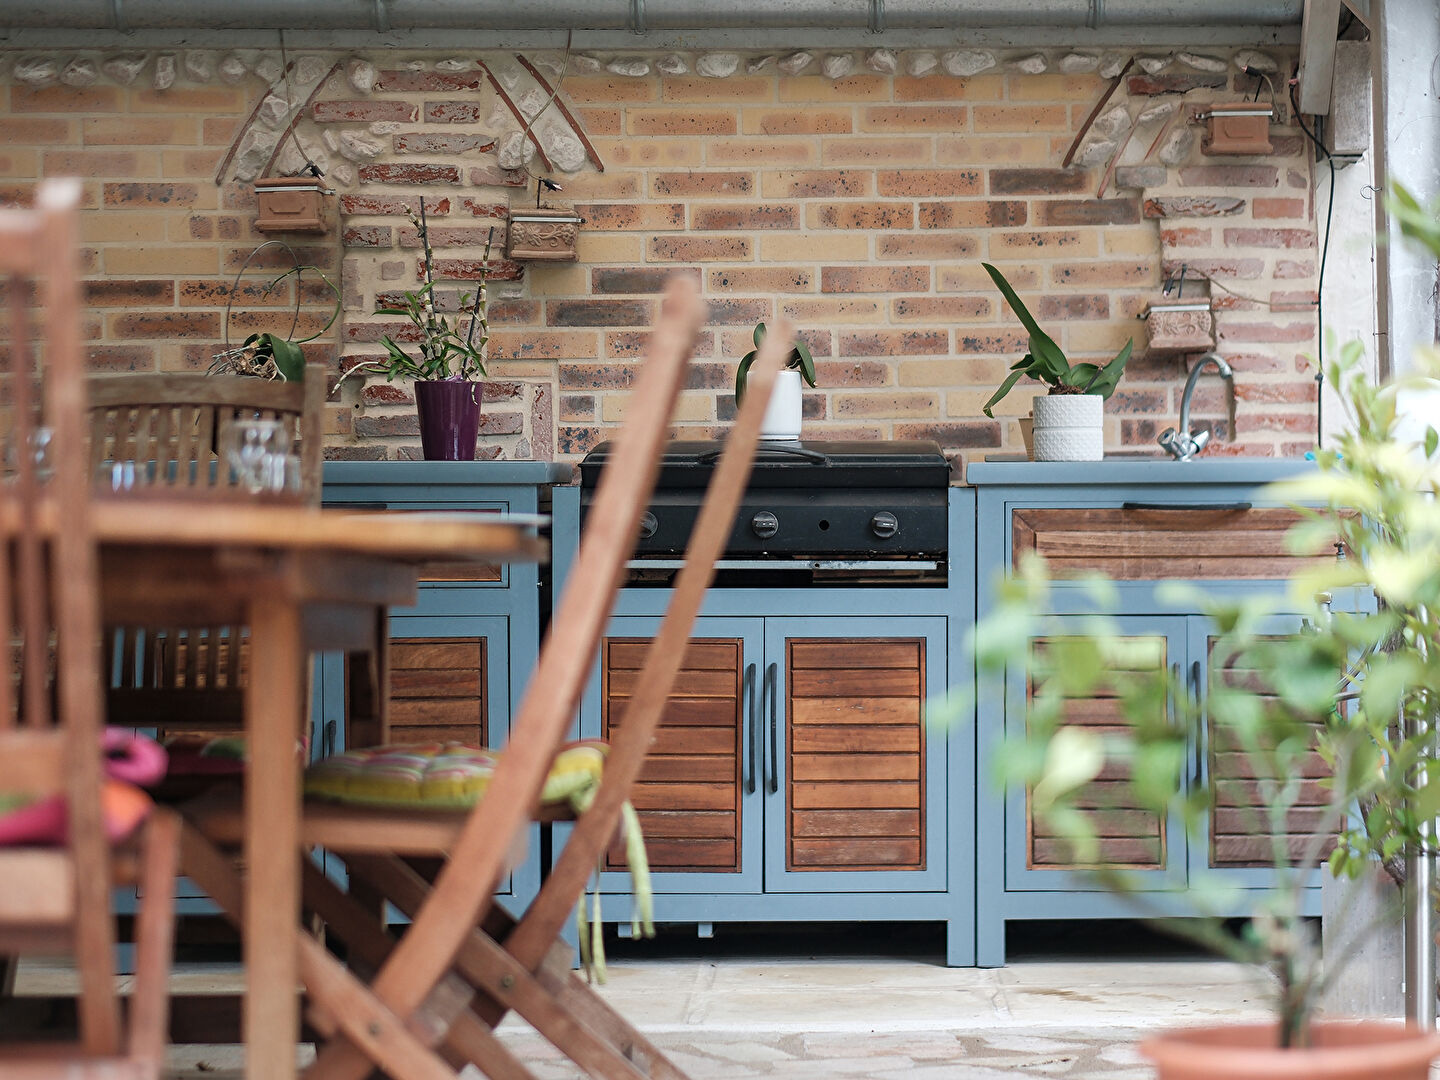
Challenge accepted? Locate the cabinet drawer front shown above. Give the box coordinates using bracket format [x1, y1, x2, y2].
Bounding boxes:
[603, 637, 744, 874]
[786, 638, 927, 873]
[1012, 506, 1340, 580]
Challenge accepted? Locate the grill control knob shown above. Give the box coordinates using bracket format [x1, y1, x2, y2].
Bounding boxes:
[870, 511, 899, 539]
[638, 511, 658, 540]
[751, 511, 779, 540]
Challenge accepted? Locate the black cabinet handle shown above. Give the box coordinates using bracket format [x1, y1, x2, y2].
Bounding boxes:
[743, 663, 757, 795]
[1191, 660, 1203, 787]
[1121, 501, 1252, 512]
[767, 662, 779, 795]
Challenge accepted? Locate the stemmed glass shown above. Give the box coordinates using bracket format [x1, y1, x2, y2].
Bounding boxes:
[219, 418, 295, 495]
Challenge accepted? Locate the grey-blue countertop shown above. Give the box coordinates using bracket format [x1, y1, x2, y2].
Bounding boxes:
[323, 459, 575, 487]
[965, 455, 1314, 487]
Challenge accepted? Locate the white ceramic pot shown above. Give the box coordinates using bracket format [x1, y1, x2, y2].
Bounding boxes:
[759, 368, 803, 441]
[1031, 393, 1103, 461]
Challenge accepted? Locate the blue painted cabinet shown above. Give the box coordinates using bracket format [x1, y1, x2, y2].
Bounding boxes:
[969, 460, 1348, 966]
[553, 485, 976, 966]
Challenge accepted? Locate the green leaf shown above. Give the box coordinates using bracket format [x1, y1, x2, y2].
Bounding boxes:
[792, 338, 817, 388]
[983, 262, 1049, 345]
[1426, 425, 1438, 459]
[735, 350, 757, 403]
[1028, 330, 1068, 382]
[267, 336, 307, 382]
[982, 368, 1029, 419]
[1031, 727, 1104, 811]
[753, 322, 767, 348]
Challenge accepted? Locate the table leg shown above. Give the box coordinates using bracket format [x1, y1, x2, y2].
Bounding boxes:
[245, 593, 304, 1080]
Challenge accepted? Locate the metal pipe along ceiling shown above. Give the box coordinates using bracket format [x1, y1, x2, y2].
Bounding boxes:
[3, 0, 1305, 32]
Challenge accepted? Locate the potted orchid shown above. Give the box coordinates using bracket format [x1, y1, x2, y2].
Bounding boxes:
[347, 196, 493, 461]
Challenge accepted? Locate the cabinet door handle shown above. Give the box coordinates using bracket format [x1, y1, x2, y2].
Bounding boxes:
[767, 662, 779, 795]
[743, 663, 757, 795]
[1191, 659, 1203, 787]
[1121, 501, 1252, 512]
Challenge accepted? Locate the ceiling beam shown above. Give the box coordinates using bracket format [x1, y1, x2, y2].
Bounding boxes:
[1297, 0, 1343, 114]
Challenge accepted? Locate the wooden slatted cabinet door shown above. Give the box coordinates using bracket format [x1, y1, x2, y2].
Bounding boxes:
[381, 637, 487, 746]
[603, 638, 744, 873]
[1206, 633, 1333, 870]
[1027, 635, 1169, 871]
[787, 638, 926, 872]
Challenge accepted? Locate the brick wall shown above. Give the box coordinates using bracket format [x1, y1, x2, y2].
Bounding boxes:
[0, 45, 1320, 465]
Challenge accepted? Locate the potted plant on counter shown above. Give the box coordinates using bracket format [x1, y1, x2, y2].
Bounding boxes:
[966, 336, 1440, 1078]
[981, 261, 1131, 461]
[344, 196, 494, 461]
[734, 321, 817, 442]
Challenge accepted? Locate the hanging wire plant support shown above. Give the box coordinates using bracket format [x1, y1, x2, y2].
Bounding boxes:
[210, 238, 340, 381]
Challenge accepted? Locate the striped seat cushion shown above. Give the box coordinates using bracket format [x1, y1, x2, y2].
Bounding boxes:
[303, 740, 608, 812]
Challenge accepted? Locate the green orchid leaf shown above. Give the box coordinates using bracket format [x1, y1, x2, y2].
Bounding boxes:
[735, 349, 758, 403]
[1028, 331, 1068, 382]
[792, 338, 817, 388]
[267, 336, 307, 382]
[983, 262, 1048, 344]
[982, 367, 1029, 418]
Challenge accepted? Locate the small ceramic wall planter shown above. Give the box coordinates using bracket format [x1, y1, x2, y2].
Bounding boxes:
[253, 177, 329, 233]
[1143, 300, 1216, 356]
[506, 208, 584, 262]
[1031, 394, 1103, 461]
[759, 369, 803, 442]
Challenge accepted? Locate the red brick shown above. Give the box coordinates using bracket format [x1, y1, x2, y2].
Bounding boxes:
[648, 236, 751, 262]
[343, 226, 393, 247]
[1037, 294, 1110, 320]
[706, 298, 772, 325]
[893, 421, 1001, 448]
[822, 267, 930, 293]
[708, 267, 814, 293]
[1105, 389, 1169, 414]
[692, 204, 797, 231]
[1269, 290, 1319, 312]
[1274, 259, 1316, 279]
[548, 299, 653, 327]
[177, 278, 287, 306]
[374, 70, 485, 92]
[1161, 257, 1264, 280]
[86, 279, 175, 306]
[313, 100, 419, 124]
[839, 330, 949, 356]
[102, 182, 199, 208]
[652, 171, 754, 197]
[990, 168, 1089, 195]
[111, 311, 219, 339]
[427, 258, 523, 282]
[86, 345, 154, 373]
[340, 195, 451, 216]
[393, 133, 496, 154]
[1144, 196, 1245, 218]
[359, 164, 461, 185]
[1217, 321, 1315, 343]
[1235, 412, 1315, 434]
[1040, 198, 1140, 226]
[1127, 73, 1226, 95]
[1253, 198, 1307, 220]
[362, 383, 414, 405]
[458, 200, 508, 219]
[812, 202, 914, 230]
[427, 101, 485, 124]
[592, 267, 701, 294]
[1177, 166, 1279, 188]
[1160, 227, 1213, 247]
[919, 200, 1028, 229]
[1234, 381, 1317, 403]
[604, 330, 715, 359]
[1222, 227, 1316, 248]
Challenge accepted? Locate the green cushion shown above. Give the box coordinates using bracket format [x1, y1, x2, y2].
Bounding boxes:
[303, 740, 608, 812]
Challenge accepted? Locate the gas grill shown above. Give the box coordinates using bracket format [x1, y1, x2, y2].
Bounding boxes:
[578, 440, 950, 583]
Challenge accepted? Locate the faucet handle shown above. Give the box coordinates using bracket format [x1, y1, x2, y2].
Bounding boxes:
[1157, 427, 1181, 457]
[1190, 429, 1211, 453]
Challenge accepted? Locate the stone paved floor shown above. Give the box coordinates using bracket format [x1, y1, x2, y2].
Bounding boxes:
[14, 921, 1289, 1078]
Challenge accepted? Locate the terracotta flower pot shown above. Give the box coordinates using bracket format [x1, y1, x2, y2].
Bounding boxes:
[1140, 1020, 1440, 1080]
[415, 379, 482, 461]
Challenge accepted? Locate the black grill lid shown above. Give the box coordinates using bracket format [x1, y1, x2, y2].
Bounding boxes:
[580, 439, 950, 491]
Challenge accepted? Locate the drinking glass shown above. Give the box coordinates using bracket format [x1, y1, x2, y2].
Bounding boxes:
[220, 418, 291, 495]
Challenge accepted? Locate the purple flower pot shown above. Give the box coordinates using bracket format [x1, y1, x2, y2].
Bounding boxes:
[415, 379, 483, 461]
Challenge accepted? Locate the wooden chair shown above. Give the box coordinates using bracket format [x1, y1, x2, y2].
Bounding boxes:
[181, 276, 794, 1080]
[0, 178, 181, 1078]
[89, 365, 338, 746]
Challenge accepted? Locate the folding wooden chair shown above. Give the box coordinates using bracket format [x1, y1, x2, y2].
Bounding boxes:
[0, 178, 181, 1078]
[181, 275, 794, 1080]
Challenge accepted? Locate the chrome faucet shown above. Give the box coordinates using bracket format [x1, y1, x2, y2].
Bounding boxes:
[1158, 352, 1233, 461]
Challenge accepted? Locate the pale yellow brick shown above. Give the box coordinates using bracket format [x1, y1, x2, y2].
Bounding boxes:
[525, 264, 589, 296]
[0, 150, 38, 177]
[821, 137, 931, 166]
[1006, 73, 1106, 101]
[781, 297, 884, 323]
[706, 138, 818, 166]
[973, 104, 1070, 133]
[947, 386, 1043, 417]
[604, 389, 713, 423]
[777, 75, 891, 103]
[82, 212, 173, 244]
[937, 136, 1054, 165]
[591, 138, 703, 167]
[941, 264, 1040, 293]
[489, 359, 574, 378]
[549, 172, 642, 200]
[661, 76, 774, 104]
[898, 358, 1008, 386]
[160, 149, 226, 180]
[1065, 322, 1139, 355]
[105, 246, 219, 275]
[761, 233, 869, 262]
[575, 234, 645, 264]
[988, 231, 1099, 258]
[1102, 227, 1162, 257]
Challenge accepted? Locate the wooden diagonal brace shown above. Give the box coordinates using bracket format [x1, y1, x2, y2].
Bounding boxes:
[476, 59, 554, 173]
[514, 54, 606, 173]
